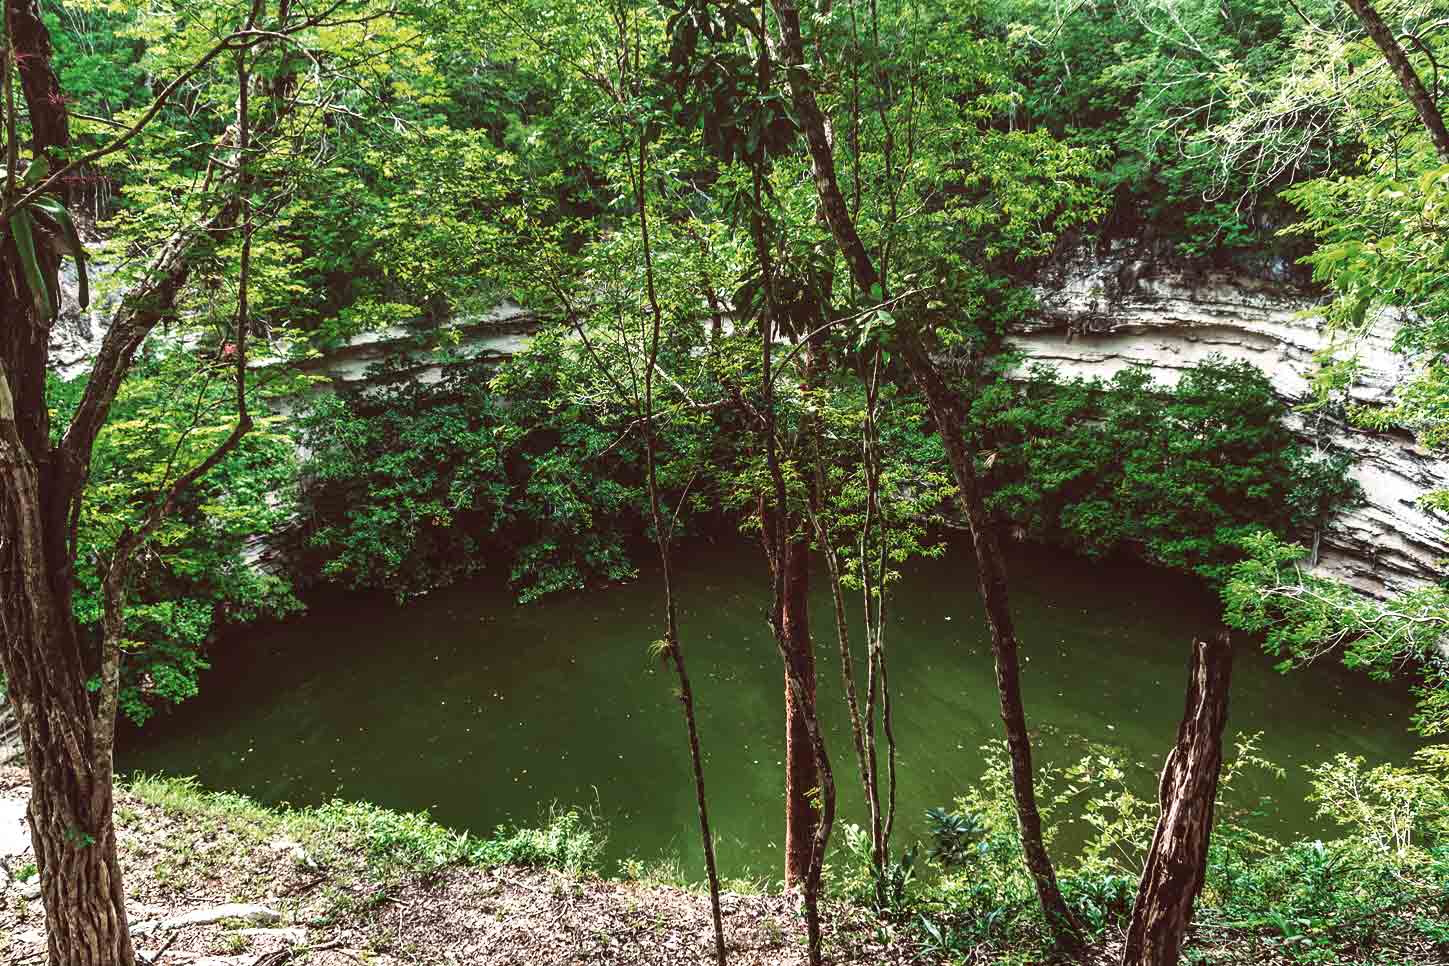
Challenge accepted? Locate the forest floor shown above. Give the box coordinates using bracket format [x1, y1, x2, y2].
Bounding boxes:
[0, 766, 949, 966]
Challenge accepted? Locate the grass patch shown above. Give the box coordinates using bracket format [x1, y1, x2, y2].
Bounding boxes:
[126, 773, 282, 829]
[617, 853, 768, 895]
[121, 774, 606, 881]
[473, 806, 606, 875]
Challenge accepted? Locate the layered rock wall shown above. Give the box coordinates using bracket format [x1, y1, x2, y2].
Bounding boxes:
[49, 242, 1449, 599]
[1012, 245, 1449, 597]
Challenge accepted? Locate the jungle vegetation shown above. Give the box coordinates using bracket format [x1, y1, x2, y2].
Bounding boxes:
[1, 0, 1448, 964]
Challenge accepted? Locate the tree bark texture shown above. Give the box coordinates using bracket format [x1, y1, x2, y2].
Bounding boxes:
[1, 357, 136, 966]
[0, 0, 137, 957]
[1122, 632, 1234, 966]
[782, 536, 819, 891]
[9, 0, 70, 181]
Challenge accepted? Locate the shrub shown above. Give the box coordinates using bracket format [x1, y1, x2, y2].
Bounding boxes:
[974, 358, 1361, 583]
[295, 341, 655, 603]
[1222, 530, 1449, 738]
[899, 740, 1449, 964]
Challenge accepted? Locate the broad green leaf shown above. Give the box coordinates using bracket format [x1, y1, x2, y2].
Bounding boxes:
[32, 195, 88, 308]
[10, 209, 52, 320]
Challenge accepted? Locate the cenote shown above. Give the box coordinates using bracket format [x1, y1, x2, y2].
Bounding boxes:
[118, 537, 1424, 881]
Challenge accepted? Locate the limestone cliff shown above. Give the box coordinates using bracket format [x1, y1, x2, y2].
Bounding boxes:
[48, 242, 1449, 598]
[1011, 243, 1449, 597]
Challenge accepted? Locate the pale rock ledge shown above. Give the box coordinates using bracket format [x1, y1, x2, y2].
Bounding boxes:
[1010, 244, 1449, 598]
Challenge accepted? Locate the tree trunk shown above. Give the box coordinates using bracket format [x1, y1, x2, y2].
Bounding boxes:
[782, 536, 819, 891]
[903, 344, 1084, 955]
[632, 121, 728, 965]
[1122, 632, 1234, 966]
[1343, 0, 1449, 160]
[27, 764, 133, 966]
[0, 398, 136, 966]
[9, 0, 70, 185]
[0, 26, 135, 936]
[767, 0, 1081, 948]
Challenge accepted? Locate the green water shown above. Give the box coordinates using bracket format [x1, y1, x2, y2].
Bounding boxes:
[119, 538, 1424, 880]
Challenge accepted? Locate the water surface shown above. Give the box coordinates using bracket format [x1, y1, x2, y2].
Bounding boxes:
[120, 538, 1424, 880]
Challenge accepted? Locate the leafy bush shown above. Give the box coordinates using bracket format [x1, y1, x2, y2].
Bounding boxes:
[924, 806, 986, 868]
[127, 774, 606, 880]
[894, 739, 1449, 965]
[296, 339, 658, 603]
[1222, 531, 1449, 738]
[48, 359, 301, 723]
[313, 800, 480, 873]
[981, 0, 1333, 255]
[473, 808, 607, 875]
[312, 799, 604, 877]
[974, 357, 1361, 583]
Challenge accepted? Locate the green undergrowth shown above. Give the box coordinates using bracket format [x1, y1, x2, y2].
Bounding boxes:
[834, 742, 1449, 965]
[123, 773, 607, 882]
[616, 853, 770, 896]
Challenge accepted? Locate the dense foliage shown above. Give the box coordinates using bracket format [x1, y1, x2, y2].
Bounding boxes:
[19, 0, 1449, 961]
[982, 0, 1342, 256]
[295, 345, 656, 604]
[975, 358, 1361, 582]
[1222, 531, 1449, 737]
[47, 362, 299, 723]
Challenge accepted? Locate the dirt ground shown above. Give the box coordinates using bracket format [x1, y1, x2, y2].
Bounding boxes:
[0, 767, 933, 965]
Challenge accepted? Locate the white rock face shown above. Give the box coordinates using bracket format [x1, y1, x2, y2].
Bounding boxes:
[50, 240, 120, 380]
[273, 301, 535, 413]
[1012, 244, 1449, 597]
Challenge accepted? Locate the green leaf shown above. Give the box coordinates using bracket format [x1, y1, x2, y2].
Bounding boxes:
[21, 158, 47, 187]
[32, 195, 88, 308]
[9, 209, 52, 320]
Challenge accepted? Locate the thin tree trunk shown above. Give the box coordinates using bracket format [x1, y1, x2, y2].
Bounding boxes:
[899, 339, 1086, 954]
[748, 178, 835, 966]
[805, 447, 878, 871]
[739, 10, 834, 960]
[630, 111, 727, 964]
[1343, 0, 1449, 160]
[768, 0, 1082, 949]
[782, 536, 820, 891]
[860, 349, 897, 866]
[1122, 632, 1234, 966]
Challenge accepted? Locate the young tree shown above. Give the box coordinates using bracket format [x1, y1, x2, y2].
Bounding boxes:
[0, 2, 372, 959]
[1342, 0, 1449, 159]
[613, 6, 729, 956]
[767, 0, 1088, 952]
[634, 142, 729, 966]
[658, 0, 833, 901]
